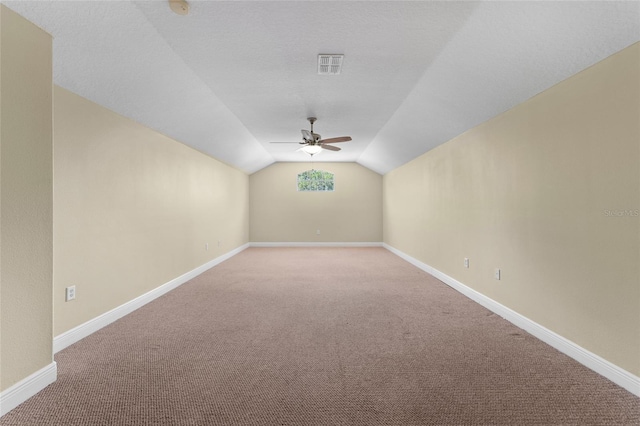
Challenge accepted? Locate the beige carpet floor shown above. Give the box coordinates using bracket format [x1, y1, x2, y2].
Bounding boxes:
[1, 247, 638, 425]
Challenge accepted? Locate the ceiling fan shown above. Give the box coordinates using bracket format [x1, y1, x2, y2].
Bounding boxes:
[270, 117, 352, 156]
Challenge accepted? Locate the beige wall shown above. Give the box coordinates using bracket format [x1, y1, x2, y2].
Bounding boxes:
[0, 6, 53, 391]
[53, 87, 249, 336]
[384, 43, 640, 375]
[250, 162, 382, 242]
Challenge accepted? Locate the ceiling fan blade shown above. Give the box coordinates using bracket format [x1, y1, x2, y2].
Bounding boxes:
[319, 136, 351, 144]
[270, 142, 302, 144]
[321, 144, 341, 152]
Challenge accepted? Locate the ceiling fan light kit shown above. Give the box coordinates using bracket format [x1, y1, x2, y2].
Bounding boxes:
[300, 145, 323, 156]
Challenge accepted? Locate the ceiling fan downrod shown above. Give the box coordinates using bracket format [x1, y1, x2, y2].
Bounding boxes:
[308, 117, 317, 140]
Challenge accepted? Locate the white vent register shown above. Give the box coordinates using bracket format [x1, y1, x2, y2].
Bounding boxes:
[318, 54, 344, 75]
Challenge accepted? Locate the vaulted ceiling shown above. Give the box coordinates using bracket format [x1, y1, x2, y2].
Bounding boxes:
[5, 1, 639, 174]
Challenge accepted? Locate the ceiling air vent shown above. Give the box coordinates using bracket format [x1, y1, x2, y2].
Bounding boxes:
[318, 54, 344, 75]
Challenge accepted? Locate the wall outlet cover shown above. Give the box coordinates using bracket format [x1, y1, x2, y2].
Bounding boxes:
[65, 286, 76, 302]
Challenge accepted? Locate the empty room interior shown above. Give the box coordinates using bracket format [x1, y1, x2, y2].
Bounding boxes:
[0, 1, 639, 424]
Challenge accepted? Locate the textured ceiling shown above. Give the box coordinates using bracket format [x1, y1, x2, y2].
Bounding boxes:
[4, 1, 639, 174]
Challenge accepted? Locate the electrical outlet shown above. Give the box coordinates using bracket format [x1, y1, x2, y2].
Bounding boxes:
[495, 268, 501, 280]
[464, 258, 469, 268]
[217, 240, 221, 247]
[65, 286, 76, 302]
[316, 229, 321, 235]
[205, 243, 209, 251]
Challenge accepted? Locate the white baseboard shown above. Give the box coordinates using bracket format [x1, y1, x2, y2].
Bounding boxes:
[250, 242, 383, 248]
[53, 243, 250, 354]
[383, 243, 640, 397]
[0, 362, 57, 417]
